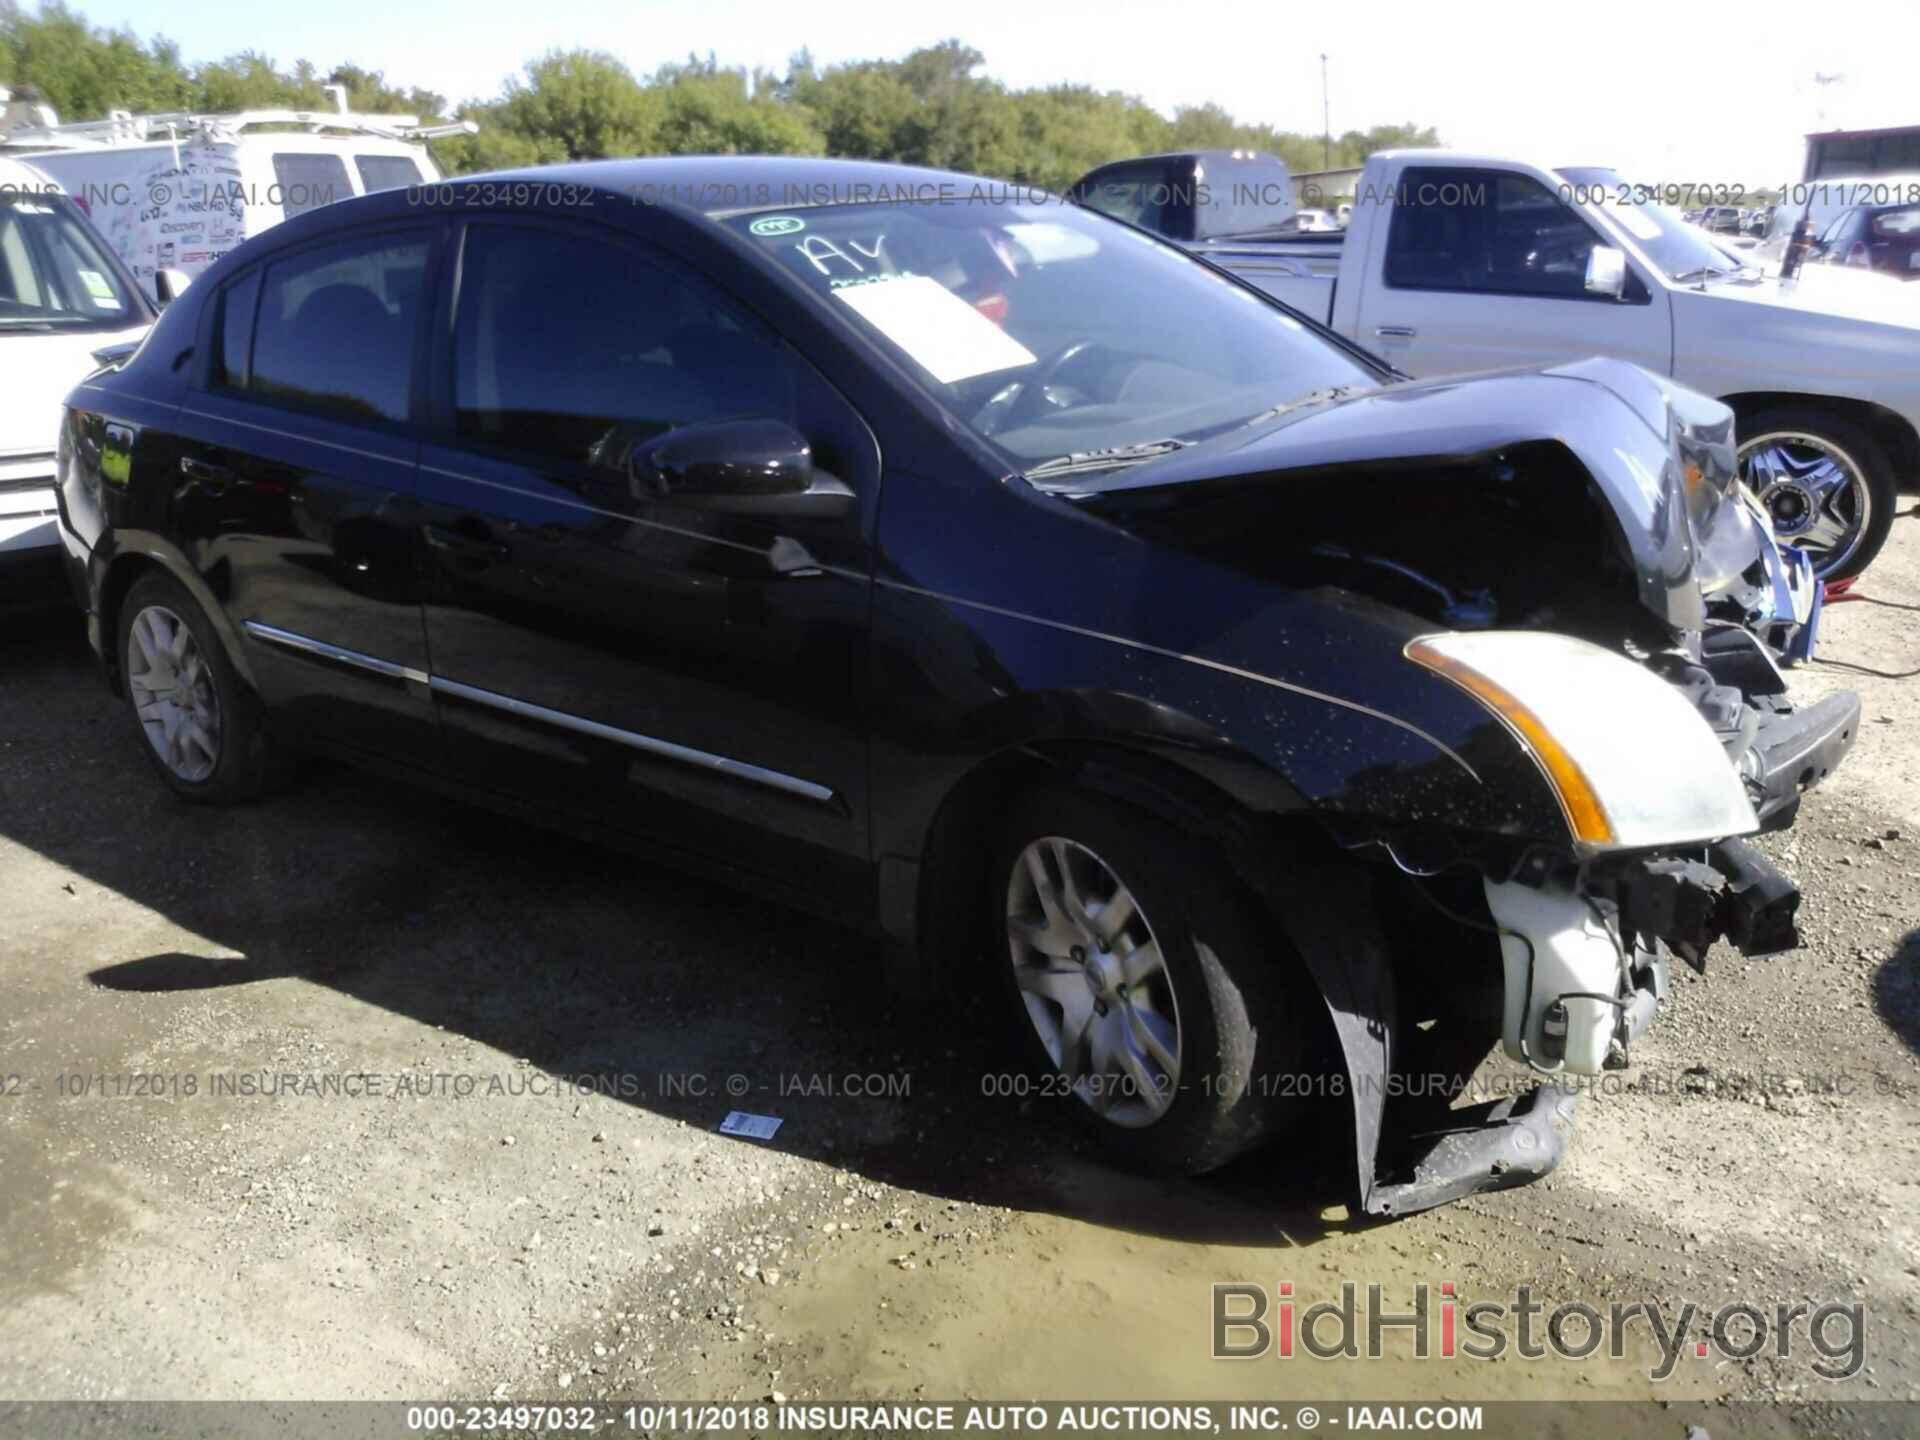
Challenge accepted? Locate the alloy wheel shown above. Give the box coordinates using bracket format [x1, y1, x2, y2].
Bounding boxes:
[127, 604, 222, 782]
[1737, 430, 1872, 579]
[1005, 836, 1182, 1127]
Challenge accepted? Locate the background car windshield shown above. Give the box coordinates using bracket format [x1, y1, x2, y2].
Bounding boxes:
[0, 194, 140, 327]
[725, 199, 1375, 467]
[1557, 167, 1740, 279]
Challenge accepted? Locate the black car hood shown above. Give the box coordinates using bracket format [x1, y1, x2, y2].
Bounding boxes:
[1051, 357, 1757, 635]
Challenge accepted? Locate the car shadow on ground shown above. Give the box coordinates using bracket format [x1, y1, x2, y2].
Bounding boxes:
[1875, 931, 1920, 1058]
[7, 614, 1357, 1253]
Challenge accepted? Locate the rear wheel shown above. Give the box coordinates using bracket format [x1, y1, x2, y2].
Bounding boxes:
[1736, 406, 1897, 581]
[992, 786, 1317, 1174]
[118, 571, 289, 803]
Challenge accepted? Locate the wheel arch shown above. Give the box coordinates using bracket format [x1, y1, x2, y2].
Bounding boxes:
[904, 734, 1327, 987]
[1721, 390, 1919, 486]
[97, 536, 258, 697]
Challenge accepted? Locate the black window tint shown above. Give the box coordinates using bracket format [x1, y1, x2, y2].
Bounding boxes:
[355, 155, 422, 194]
[1386, 168, 1603, 299]
[250, 232, 429, 424]
[271, 153, 351, 219]
[215, 268, 260, 390]
[453, 224, 803, 467]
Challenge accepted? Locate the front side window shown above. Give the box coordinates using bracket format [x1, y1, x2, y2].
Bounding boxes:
[452, 223, 809, 469]
[726, 198, 1376, 470]
[271, 153, 351, 219]
[0, 194, 142, 331]
[1385, 167, 1609, 299]
[249, 231, 429, 423]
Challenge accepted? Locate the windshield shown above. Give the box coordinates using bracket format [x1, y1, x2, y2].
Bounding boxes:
[1556, 167, 1747, 281]
[0, 193, 142, 330]
[725, 198, 1376, 469]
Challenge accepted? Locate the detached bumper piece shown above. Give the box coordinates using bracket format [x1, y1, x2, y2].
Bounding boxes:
[1742, 690, 1861, 831]
[1365, 1085, 1580, 1217]
[1620, 836, 1804, 962]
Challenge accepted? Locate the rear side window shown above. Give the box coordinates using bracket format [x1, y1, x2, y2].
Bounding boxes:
[355, 155, 422, 194]
[271, 153, 351, 219]
[1385, 167, 1604, 300]
[249, 231, 430, 424]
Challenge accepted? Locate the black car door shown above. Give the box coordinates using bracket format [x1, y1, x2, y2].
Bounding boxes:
[174, 225, 440, 768]
[415, 216, 878, 884]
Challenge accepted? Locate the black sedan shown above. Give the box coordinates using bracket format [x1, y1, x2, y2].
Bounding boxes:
[55, 157, 1859, 1214]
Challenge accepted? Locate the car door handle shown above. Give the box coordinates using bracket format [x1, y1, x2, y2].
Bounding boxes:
[423, 524, 510, 565]
[178, 456, 235, 493]
[1374, 325, 1417, 338]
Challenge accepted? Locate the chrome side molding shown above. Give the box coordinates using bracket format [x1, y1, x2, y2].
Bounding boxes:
[239, 620, 835, 805]
[242, 620, 430, 685]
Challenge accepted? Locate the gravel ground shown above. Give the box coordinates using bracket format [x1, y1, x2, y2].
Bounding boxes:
[1, 510, 1917, 1433]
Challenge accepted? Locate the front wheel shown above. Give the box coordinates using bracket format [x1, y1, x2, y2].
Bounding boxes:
[1736, 406, 1897, 581]
[992, 786, 1319, 1174]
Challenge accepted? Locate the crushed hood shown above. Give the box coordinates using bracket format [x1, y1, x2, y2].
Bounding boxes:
[1047, 357, 1762, 635]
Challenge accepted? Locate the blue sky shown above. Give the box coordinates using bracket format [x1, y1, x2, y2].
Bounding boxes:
[83, 0, 1920, 185]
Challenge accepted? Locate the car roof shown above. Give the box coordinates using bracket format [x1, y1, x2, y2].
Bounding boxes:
[0, 154, 57, 190]
[459, 155, 1029, 216]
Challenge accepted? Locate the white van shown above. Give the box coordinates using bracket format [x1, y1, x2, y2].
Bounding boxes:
[3, 89, 473, 301]
[0, 155, 154, 603]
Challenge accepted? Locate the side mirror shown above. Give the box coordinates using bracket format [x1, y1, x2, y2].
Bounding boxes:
[154, 267, 193, 305]
[631, 417, 852, 519]
[1584, 245, 1628, 300]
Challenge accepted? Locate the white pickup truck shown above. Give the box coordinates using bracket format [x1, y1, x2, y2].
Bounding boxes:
[1082, 150, 1920, 579]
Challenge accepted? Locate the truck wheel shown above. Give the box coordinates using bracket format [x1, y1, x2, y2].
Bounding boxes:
[117, 571, 290, 803]
[1736, 406, 1897, 581]
[992, 785, 1319, 1174]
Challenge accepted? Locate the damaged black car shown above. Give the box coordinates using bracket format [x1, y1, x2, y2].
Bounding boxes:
[56, 157, 1861, 1215]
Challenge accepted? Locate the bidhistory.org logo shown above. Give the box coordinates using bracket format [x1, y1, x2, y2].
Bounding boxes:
[1212, 1281, 1866, 1381]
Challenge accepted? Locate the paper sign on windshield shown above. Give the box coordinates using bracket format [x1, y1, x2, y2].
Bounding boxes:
[833, 274, 1036, 383]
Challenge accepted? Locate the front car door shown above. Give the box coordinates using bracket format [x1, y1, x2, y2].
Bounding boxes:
[174, 225, 439, 765]
[1355, 165, 1672, 379]
[414, 215, 877, 889]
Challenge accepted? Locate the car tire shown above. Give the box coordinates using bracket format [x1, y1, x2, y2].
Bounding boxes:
[991, 785, 1321, 1175]
[117, 570, 289, 803]
[1736, 405, 1898, 582]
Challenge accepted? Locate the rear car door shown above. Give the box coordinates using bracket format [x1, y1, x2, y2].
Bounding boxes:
[415, 216, 877, 883]
[175, 224, 440, 767]
[1355, 166, 1672, 379]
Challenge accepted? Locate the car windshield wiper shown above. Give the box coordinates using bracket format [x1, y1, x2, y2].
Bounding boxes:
[1669, 264, 1741, 284]
[1022, 438, 1193, 481]
[1242, 383, 1368, 426]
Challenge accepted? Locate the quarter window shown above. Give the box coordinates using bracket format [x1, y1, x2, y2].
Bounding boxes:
[214, 267, 261, 390]
[451, 223, 809, 469]
[1386, 167, 1610, 300]
[249, 231, 430, 424]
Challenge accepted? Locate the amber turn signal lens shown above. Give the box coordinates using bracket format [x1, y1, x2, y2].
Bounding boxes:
[1405, 637, 1617, 846]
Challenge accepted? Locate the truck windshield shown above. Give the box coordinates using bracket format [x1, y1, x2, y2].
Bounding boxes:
[0, 193, 141, 329]
[725, 197, 1377, 470]
[1557, 167, 1745, 281]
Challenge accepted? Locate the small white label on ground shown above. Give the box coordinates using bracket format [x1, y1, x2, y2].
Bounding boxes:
[718, 1111, 784, 1141]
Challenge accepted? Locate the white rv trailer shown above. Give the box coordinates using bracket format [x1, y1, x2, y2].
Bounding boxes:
[2, 85, 475, 300]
